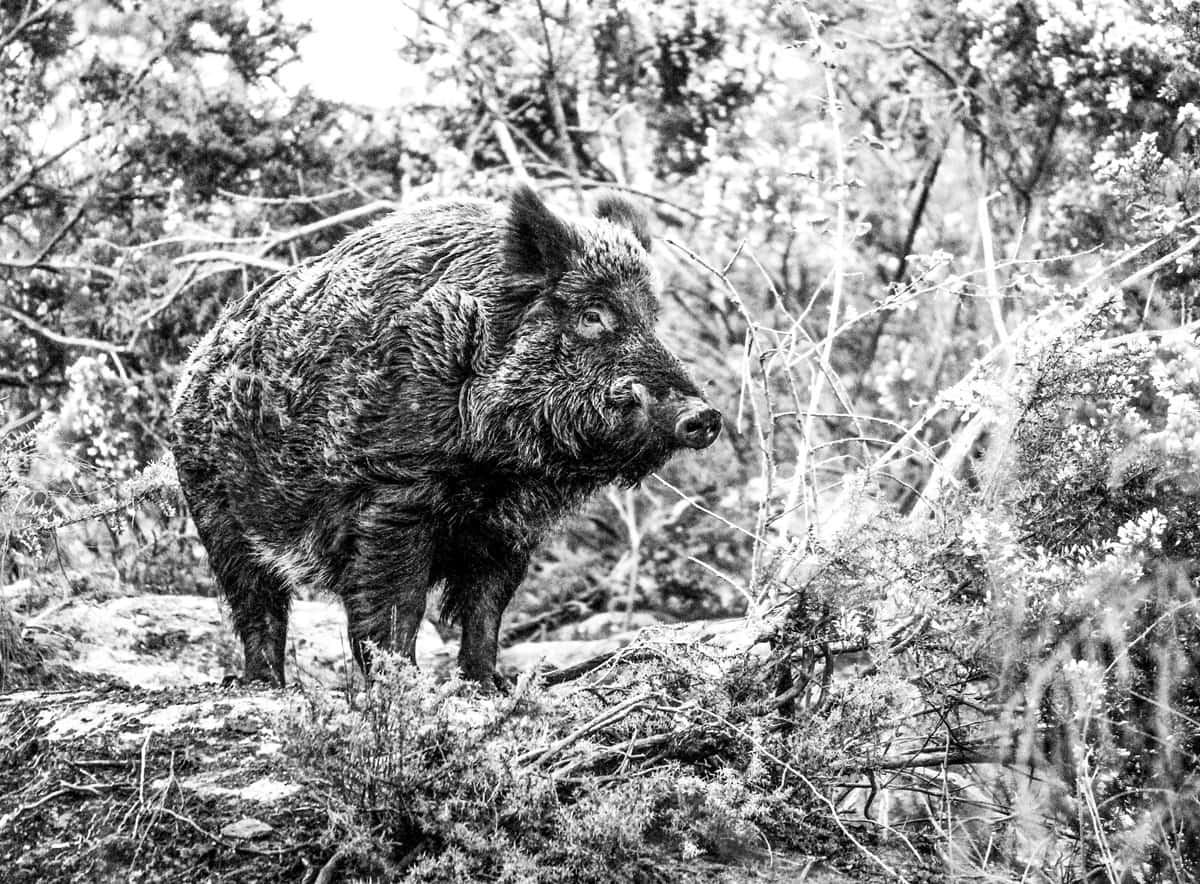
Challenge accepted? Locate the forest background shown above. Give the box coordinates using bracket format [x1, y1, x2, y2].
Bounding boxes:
[1, 0, 1198, 881]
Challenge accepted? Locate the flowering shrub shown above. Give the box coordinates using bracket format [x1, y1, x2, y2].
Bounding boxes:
[50, 356, 144, 484]
[951, 310, 1200, 878]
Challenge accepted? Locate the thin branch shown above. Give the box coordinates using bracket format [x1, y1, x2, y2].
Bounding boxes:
[31, 187, 97, 265]
[172, 251, 289, 272]
[256, 200, 399, 252]
[0, 259, 120, 278]
[490, 118, 528, 179]
[663, 237, 776, 595]
[0, 303, 130, 356]
[541, 178, 705, 222]
[0, 407, 43, 437]
[1116, 233, 1200, 290]
[782, 9, 854, 539]
[0, 131, 93, 207]
[856, 134, 946, 377]
[139, 200, 399, 251]
[977, 194, 1009, 350]
[216, 187, 357, 205]
[533, 0, 583, 207]
[0, 0, 65, 55]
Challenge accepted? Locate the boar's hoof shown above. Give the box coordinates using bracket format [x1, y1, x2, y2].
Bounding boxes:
[223, 668, 284, 689]
[222, 674, 281, 689]
[464, 671, 512, 696]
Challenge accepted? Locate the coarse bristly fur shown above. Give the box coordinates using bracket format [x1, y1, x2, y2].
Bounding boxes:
[171, 184, 721, 689]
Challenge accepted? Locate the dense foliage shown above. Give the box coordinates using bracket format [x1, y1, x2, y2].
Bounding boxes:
[2, 0, 1198, 880]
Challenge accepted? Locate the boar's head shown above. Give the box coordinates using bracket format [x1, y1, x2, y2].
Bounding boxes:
[474, 185, 721, 485]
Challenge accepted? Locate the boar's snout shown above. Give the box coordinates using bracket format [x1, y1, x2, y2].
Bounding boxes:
[674, 399, 722, 449]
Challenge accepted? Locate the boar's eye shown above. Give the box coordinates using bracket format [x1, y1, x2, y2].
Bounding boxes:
[577, 305, 615, 338]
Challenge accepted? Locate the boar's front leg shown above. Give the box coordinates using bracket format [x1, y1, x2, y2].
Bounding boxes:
[339, 496, 433, 678]
[442, 539, 532, 691]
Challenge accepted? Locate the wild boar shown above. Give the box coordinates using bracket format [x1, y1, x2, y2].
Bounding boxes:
[171, 185, 721, 689]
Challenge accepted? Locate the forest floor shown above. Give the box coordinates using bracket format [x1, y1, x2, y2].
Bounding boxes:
[0, 581, 908, 883]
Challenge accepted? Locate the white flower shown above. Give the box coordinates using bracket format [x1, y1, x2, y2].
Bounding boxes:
[1049, 56, 1071, 89]
[1106, 82, 1132, 114]
[1177, 103, 1200, 135]
[1061, 658, 1106, 721]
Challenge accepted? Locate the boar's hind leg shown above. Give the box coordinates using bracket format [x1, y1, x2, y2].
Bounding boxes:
[340, 507, 433, 678]
[225, 564, 290, 688]
[177, 461, 289, 686]
[442, 543, 533, 691]
[193, 515, 290, 686]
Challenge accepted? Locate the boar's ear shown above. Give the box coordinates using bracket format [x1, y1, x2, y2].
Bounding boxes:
[504, 184, 579, 280]
[595, 193, 651, 251]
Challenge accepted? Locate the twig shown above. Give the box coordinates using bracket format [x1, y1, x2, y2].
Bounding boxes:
[697, 702, 904, 880]
[139, 200, 398, 251]
[532, 0, 582, 208]
[257, 200, 399, 251]
[550, 732, 674, 779]
[172, 251, 289, 272]
[315, 845, 350, 884]
[0, 131, 93, 206]
[0, 781, 116, 834]
[541, 178, 704, 221]
[1081, 212, 1200, 287]
[650, 473, 766, 545]
[1, 199, 398, 358]
[31, 180, 102, 265]
[539, 647, 656, 686]
[785, 10, 853, 540]
[0, 0, 67, 54]
[850, 747, 1005, 771]
[518, 694, 655, 767]
[490, 118, 528, 179]
[1115, 233, 1200, 290]
[977, 194, 1009, 350]
[138, 730, 151, 804]
[1084, 318, 1200, 354]
[663, 237, 776, 594]
[0, 303, 131, 356]
[153, 806, 294, 856]
[216, 187, 356, 205]
[686, 555, 754, 604]
[0, 408, 42, 437]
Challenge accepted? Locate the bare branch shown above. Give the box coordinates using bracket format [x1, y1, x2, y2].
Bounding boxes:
[0, 303, 130, 356]
[533, 0, 583, 207]
[0, 259, 120, 278]
[0, 0, 65, 55]
[0, 407, 43, 437]
[257, 200, 400, 251]
[172, 252, 289, 272]
[0, 131, 95, 208]
[541, 178, 704, 222]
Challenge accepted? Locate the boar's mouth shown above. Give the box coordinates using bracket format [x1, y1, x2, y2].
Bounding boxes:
[603, 377, 721, 458]
[570, 396, 722, 486]
[476, 368, 720, 485]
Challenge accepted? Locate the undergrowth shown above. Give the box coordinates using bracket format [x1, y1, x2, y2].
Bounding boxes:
[280, 283, 1200, 883]
[282, 646, 936, 882]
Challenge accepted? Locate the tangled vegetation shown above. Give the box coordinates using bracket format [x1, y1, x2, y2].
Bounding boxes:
[2, 0, 1198, 880]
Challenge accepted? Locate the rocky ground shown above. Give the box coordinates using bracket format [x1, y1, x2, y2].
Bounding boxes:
[0, 582, 908, 883]
[1, 576, 649, 692]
